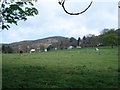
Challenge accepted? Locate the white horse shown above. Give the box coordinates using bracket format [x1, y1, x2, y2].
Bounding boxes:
[95, 48, 99, 51]
[95, 48, 100, 55]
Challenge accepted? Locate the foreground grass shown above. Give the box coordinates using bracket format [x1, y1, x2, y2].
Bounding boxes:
[2, 47, 119, 88]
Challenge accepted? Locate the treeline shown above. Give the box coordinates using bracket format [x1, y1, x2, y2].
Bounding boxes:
[2, 28, 120, 53]
[46, 28, 120, 51]
[79, 29, 119, 48]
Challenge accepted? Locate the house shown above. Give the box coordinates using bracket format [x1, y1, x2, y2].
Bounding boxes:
[76, 46, 81, 49]
[68, 46, 74, 49]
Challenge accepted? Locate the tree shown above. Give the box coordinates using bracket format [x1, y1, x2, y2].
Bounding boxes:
[47, 45, 54, 51]
[77, 37, 81, 46]
[116, 29, 120, 45]
[60, 41, 64, 50]
[85, 34, 99, 47]
[1, 1, 38, 30]
[102, 29, 118, 48]
[69, 37, 77, 47]
[40, 45, 45, 52]
[82, 36, 86, 44]
[7, 46, 14, 53]
[100, 28, 109, 35]
[2, 45, 7, 53]
[2, 45, 13, 53]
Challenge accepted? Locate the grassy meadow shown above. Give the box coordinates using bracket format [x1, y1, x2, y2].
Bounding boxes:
[2, 47, 119, 88]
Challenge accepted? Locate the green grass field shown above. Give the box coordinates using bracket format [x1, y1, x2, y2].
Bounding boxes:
[2, 47, 119, 88]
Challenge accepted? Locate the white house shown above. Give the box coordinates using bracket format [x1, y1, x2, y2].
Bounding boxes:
[44, 49, 47, 52]
[55, 48, 57, 50]
[30, 49, 36, 53]
[76, 46, 81, 49]
[68, 46, 74, 49]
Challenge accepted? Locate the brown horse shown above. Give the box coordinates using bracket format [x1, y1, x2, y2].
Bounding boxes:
[19, 50, 24, 56]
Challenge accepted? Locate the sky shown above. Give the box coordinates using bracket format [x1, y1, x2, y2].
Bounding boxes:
[0, 0, 118, 44]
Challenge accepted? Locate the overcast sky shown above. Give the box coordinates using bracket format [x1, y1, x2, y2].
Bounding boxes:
[1, 0, 118, 44]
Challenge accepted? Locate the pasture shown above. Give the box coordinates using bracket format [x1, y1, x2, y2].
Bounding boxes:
[2, 47, 119, 88]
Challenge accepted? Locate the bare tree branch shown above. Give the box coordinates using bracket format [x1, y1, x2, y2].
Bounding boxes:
[58, 0, 93, 15]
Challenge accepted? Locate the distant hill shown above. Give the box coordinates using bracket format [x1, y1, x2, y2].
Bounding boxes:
[3, 36, 77, 53]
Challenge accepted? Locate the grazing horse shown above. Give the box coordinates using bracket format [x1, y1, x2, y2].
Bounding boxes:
[95, 48, 99, 51]
[95, 48, 100, 55]
[19, 50, 24, 56]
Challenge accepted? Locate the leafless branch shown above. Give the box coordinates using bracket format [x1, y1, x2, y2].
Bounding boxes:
[58, 0, 93, 15]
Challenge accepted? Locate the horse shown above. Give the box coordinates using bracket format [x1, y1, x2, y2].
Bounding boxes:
[19, 50, 24, 56]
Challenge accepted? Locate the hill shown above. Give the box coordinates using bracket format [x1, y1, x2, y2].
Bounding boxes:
[3, 36, 77, 53]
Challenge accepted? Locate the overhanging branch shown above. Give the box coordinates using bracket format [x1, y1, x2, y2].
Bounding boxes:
[58, 0, 93, 15]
